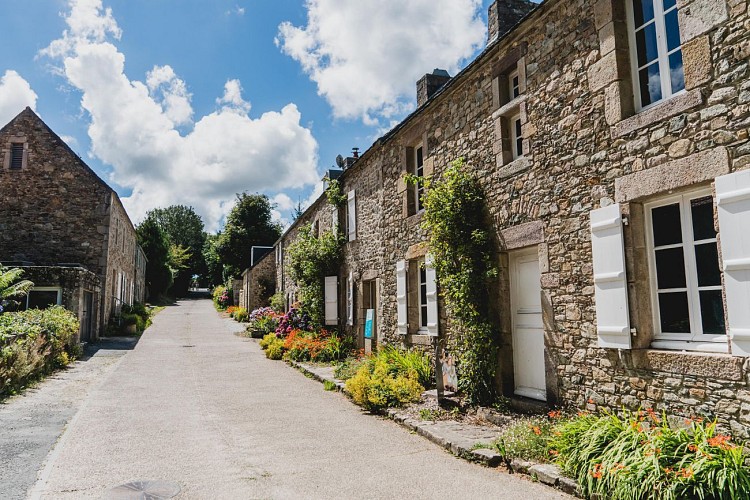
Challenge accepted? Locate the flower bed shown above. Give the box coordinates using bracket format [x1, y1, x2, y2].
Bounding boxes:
[245, 307, 280, 338]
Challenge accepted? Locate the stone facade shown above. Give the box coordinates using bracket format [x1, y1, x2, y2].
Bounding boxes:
[241, 250, 276, 312]
[270, 0, 750, 433]
[0, 108, 146, 338]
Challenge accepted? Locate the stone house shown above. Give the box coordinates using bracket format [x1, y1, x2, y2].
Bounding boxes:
[239, 247, 276, 312]
[272, 0, 750, 433]
[0, 107, 147, 341]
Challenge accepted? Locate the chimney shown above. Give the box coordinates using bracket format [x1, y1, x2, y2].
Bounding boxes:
[487, 0, 536, 44]
[416, 69, 452, 107]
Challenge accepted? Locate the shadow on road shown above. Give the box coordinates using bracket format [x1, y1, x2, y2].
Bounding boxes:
[80, 336, 140, 361]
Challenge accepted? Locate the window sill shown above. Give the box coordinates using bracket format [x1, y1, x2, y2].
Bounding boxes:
[611, 89, 704, 138]
[405, 332, 434, 345]
[493, 94, 527, 119]
[630, 346, 743, 381]
[406, 210, 423, 226]
[650, 339, 727, 353]
[498, 156, 530, 178]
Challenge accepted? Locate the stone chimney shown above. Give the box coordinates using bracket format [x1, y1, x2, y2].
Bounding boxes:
[487, 0, 536, 43]
[416, 69, 451, 107]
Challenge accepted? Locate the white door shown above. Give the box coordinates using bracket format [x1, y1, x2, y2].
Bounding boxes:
[510, 248, 546, 401]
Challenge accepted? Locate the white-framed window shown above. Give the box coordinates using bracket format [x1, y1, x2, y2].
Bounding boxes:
[510, 114, 523, 159]
[413, 145, 425, 212]
[645, 189, 726, 351]
[626, 0, 684, 111]
[26, 287, 62, 310]
[418, 258, 428, 331]
[509, 69, 520, 100]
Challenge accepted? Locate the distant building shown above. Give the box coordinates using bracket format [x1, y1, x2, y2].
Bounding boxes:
[0, 107, 146, 341]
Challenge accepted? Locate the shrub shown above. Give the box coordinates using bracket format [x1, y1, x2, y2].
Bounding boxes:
[112, 302, 154, 335]
[0, 306, 80, 396]
[212, 285, 231, 310]
[345, 346, 428, 412]
[334, 355, 369, 381]
[265, 338, 284, 360]
[377, 345, 433, 388]
[283, 329, 353, 363]
[275, 307, 313, 336]
[231, 307, 249, 322]
[270, 291, 285, 313]
[259, 332, 277, 350]
[226, 305, 239, 316]
[246, 307, 280, 338]
[491, 415, 558, 463]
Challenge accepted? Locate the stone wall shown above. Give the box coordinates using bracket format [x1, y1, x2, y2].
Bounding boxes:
[273, 0, 750, 432]
[242, 251, 276, 312]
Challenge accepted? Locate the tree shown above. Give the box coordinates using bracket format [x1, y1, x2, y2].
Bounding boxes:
[144, 206, 206, 296]
[217, 193, 282, 278]
[202, 232, 223, 287]
[0, 265, 33, 313]
[136, 218, 172, 301]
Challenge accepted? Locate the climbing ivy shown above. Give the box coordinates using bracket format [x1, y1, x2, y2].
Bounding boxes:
[287, 224, 344, 326]
[417, 158, 500, 404]
[325, 179, 347, 208]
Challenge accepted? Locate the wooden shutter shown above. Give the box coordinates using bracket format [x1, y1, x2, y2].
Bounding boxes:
[590, 204, 631, 349]
[716, 171, 750, 357]
[347, 190, 356, 241]
[396, 260, 408, 335]
[347, 272, 354, 326]
[425, 254, 439, 337]
[331, 207, 338, 231]
[324, 276, 338, 326]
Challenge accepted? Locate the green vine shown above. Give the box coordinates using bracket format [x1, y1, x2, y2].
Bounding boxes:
[325, 179, 347, 207]
[420, 158, 499, 404]
[287, 224, 344, 326]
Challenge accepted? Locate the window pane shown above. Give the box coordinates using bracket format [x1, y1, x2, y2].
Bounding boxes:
[639, 62, 663, 107]
[695, 243, 721, 287]
[690, 196, 715, 241]
[652, 203, 682, 246]
[663, 0, 676, 10]
[632, 0, 655, 26]
[421, 306, 428, 328]
[669, 50, 685, 94]
[659, 292, 691, 333]
[635, 23, 659, 66]
[416, 147, 423, 168]
[664, 9, 681, 52]
[27, 290, 59, 310]
[699, 290, 725, 335]
[655, 247, 687, 289]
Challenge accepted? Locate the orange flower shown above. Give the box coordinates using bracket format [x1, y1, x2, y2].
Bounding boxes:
[528, 425, 542, 436]
[688, 443, 698, 452]
[646, 408, 661, 423]
[678, 467, 694, 479]
[610, 463, 627, 474]
[707, 435, 734, 450]
[549, 449, 559, 456]
[590, 463, 603, 479]
[548, 410, 561, 419]
[577, 411, 589, 417]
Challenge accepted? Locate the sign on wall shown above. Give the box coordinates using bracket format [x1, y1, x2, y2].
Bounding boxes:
[364, 309, 374, 339]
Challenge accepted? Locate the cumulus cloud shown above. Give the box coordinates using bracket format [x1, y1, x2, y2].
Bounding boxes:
[276, 0, 486, 124]
[40, 0, 319, 231]
[0, 70, 38, 125]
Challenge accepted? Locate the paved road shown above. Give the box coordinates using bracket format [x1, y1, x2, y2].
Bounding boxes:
[14, 298, 568, 499]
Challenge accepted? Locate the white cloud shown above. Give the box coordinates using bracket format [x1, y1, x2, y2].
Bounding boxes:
[0, 70, 38, 125]
[226, 5, 245, 17]
[276, 0, 486, 124]
[41, 0, 320, 232]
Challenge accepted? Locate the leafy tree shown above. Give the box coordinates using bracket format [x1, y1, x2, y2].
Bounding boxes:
[217, 193, 282, 278]
[144, 205, 206, 296]
[0, 265, 33, 313]
[202, 232, 223, 287]
[136, 218, 172, 301]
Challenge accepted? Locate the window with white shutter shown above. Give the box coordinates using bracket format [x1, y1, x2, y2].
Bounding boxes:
[347, 272, 354, 326]
[324, 276, 338, 326]
[716, 171, 750, 357]
[347, 190, 356, 241]
[424, 254, 439, 337]
[396, 260, 408, 335]
[590, 203, 631, 349]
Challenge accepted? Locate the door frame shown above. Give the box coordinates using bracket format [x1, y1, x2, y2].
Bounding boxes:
[509, 246, 547, 401]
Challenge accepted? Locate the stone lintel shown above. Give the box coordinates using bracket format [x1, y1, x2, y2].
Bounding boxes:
[406, 333, 433, 346]
[612, 88, 704, 138]
[361, 269, 378, 281]
[631, 349, 744, 381]
[500, 220, 544, 251]
[405, 242, 428, 260]
[614, 147, 729, 202]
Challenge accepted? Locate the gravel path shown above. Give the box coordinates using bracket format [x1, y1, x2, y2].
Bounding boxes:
[22, 298, 569, 499]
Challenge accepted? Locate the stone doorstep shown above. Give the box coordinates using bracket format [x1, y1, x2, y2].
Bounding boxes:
[287, 360, 582, 498]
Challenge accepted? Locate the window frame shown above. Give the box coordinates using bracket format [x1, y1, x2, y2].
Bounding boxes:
[417, 258, 429, 332]
[625, 0, 685, 112]
[413, 144, 425, 213]
[644, 188, 727, 352]
[510, 114, 523, 160]
[509, 69, 520, 101]
[25, 287, 62, 310]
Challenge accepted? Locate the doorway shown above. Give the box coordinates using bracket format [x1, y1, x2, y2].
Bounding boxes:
[509, 247, 546, 401]
[81, 291, 94, 343]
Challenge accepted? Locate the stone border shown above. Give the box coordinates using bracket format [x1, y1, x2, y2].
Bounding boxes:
[285, 359, 581, 498]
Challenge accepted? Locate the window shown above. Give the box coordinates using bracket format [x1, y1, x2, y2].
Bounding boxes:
[414, 145, 425, 212]
[627, 0, 684, 110]
[26, 288, 62, 310]
[510, 115, 523, 159]
[646, 191, 726, 349]
[10, 143, 23, 170]
[509, 69, 520, 100]
[418, 259, 428, 331]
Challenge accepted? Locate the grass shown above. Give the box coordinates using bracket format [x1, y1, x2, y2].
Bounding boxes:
[323, 380, 337, 391]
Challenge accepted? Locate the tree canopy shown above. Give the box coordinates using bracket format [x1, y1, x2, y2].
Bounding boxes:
[136, 218, 172, 301]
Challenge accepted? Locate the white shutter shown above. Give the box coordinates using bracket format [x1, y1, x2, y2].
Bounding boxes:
[396, 260, 408, 335]
[425, 254, 439, 337]
[324, 276, 338, 326]
[590, 204, 631, 349]
[716, 171, 750, 357]
[347, 190, 356, 241]
[347, 272, 354, 326]
[331, 207, 338, 231]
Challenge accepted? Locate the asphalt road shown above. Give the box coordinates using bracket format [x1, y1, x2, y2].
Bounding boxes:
[8, 298, 569, 499]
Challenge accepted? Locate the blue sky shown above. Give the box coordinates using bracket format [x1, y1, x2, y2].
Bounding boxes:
[0, 0, 497, 231]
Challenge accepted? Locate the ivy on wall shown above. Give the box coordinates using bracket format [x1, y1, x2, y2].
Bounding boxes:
[287, 224, 343, 326]
[325, 179, 347, 208]
[413, 158, 500, 404]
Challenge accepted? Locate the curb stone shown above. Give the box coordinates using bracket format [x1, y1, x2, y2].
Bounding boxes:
[286, 360, 581, 497]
